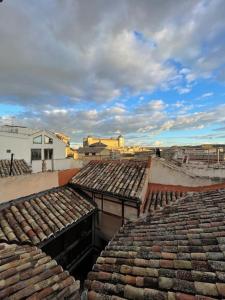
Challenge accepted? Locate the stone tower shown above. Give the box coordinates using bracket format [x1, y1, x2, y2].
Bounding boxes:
[118, 135, 124, 147]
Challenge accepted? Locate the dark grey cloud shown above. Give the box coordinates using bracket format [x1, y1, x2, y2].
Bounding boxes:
[0, 0, 224, 107]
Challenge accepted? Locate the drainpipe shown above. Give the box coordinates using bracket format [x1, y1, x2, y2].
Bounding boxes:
[9, 153, 14, 176]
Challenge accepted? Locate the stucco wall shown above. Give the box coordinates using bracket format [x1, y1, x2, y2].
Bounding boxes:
[103, 200, 122, 216]
[0, 172, 59, 203]
[150, 157, 217, 186]
[0, 132, 30, 162]
[140, 164, 150, 203]
[0, 130, 66, 165]
[184, 165, 225, 179]
[98, 211, 122, 239]
[32, 158, 84, 173]
[124, 206, 138, 220]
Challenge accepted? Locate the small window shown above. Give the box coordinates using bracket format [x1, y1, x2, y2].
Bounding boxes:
[44, 149, 53, 160]
[85, 153, 89, 156]
[44, 135, 53, 144]
[31, 149, 41, 160]
[92, 153, 96, 156]
[33, 135, 42, 144]
[6, 149, 11, 153]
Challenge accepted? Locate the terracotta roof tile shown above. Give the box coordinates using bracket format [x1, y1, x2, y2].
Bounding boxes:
[0, 243, 80, 299]
[71, 160, 148, 201]
[0, 186, 95, 245]
[0, 159, 31, 177]
[85, 189, 225, 299]
[141, 185, 187, 214]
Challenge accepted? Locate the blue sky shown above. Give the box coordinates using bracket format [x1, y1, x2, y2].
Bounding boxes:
[0, 0, 225, 147]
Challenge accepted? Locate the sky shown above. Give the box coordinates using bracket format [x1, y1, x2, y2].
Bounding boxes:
[0, 0, 225, 147]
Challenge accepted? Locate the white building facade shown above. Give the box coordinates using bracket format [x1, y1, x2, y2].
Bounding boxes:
[0, 125, 66, 172]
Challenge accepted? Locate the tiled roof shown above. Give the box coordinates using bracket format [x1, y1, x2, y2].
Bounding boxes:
[71, 160, 148, 200]
[89, 142, 107, 148]
[85, 189, 225, 299]
[141, 185, 186, 214]
[78, 147, 108, 154]
[0, 243, 80, 299]
[0, 159, 31, 177]
[0, 186, 95, 245]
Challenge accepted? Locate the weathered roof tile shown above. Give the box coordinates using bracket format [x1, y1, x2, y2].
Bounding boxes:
[0, 243, 80, 299]
[0, 186, 95, 245]
[0, 159, 31, 177]
[86, 189, 225, 299]
[71, 160, 148, 201]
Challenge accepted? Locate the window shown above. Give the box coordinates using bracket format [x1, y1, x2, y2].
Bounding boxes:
[6, 149, 11, 153]
[44, 135, 53, 144]
[44, 149, 53, 160]
[33, 135, 42, 144]
[31, 149, 41, 160]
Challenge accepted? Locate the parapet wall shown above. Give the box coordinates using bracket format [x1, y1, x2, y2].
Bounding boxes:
[0, 168, 80, 203]
[149, 157, 221, 186]
[183, 164, 225, 179]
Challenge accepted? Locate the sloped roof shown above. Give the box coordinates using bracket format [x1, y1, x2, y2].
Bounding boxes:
[71, 160, 148, 201]
[141, 184, 187, 214]
[0, 243, 80, 299]
[0, 159, 31, 177]
[78, 147, 109, 154]
[85, 189, 225, 299]
[89, 142, 107, 148]
[0, 186, 95, 245]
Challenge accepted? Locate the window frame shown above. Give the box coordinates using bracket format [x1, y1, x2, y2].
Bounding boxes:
[31, 149, 42, 161]
[44, 148, 53, 160]
[33, 135, 42, 144]
[44, 135, 53, 144]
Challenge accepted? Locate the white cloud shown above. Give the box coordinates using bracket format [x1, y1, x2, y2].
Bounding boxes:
[176, 87, 191, 94]
[44, 109, 68, 115]
[148, 100, 166, 111]
[0, 1, 225, 145]
[200, 92, 214, 98]
[0, 0, 224, 107]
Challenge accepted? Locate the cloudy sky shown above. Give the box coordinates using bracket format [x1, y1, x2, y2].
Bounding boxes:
[0, 0, 225, 147]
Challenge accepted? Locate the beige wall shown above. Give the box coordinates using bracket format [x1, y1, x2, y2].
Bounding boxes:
[97, 211, 122, 240]
[149, 157, 217, 186]
[93, 192, 138, 221]
[124, 206, 138, 220]
[0, 172, 59, 203]
[103, 200, 122, 216]
[184, 165, 225, 179]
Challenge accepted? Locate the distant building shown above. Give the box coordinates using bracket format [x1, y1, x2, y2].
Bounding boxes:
[83, 135, 124, 149]
[168, 144, 225, 165]
[55, 132, 78, 159]
[78, 142, 115, 161]
[0, 125, 66, 168]
[55, 132, 70, 145]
